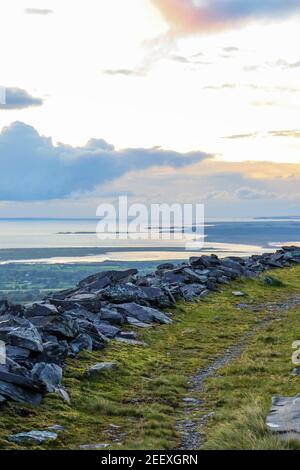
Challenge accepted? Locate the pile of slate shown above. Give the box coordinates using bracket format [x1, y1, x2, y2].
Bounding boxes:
[1, 245, 300, 407]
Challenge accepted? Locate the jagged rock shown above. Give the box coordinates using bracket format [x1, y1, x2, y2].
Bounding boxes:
[35, 341, 69, 365]
[77, 269, 138, 290]
[100, 307, 125, 325]
[180, 285, 208, 301]
[31, 363, 63, 393]
[0, 394, 6, 404]
[6, 345, 30, 362]
[0, 368, 44, 393]
[0, 319, 43, 352]
[25, 302, 59, 317]
[156, 263, 175, 271]
[96, 323, 120, 338]
[102, 284, 148, 304]
[76, 320, 107, 349]
[55, 387, 70, 403]
[30, 314, 79, 339]
[266, 395, 300, 441]
[70, 333, 93, 353]
[0, 380, 42, 406]
[126, 317, 153, 328]
[8, 430, 58, 444]
[116, 303, 171, 325]
[85, 362, 117, 377]
[161, 270, 188, 285]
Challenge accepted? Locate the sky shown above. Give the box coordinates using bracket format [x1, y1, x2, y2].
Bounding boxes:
[1, 0, 300, 218]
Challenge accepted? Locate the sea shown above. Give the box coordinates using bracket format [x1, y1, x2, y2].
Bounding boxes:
[0, 217, 299, 265]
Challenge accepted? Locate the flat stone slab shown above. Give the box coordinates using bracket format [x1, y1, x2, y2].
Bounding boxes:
[266, 395, 300, 440]
[232, 291, 245, 297]
[85, 362, 117, 378]
[8, 430, 58, 444]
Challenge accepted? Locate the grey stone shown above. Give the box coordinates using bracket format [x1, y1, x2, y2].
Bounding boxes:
[96, 323, 120, 338]
[8, 430, 58, 444]
[0, 322, 43, 352]
[70, 333, 93, 353]
[266, 395, 300, 441]
[116, 302, 171, 325]
[36, 341, 69, 364]
[0, 380, 42, 405]
[31, 314, 79, 339]
[100, 307, 124, 325]
[47, 425, 65, 432]
[31, 363, 62, 393]
[85, 362, 117, 378]
[25, 302, 59, 317]
[79, 443, 110, 449]
[77, 269, 138, 290]
[115, 337, 147, 346]
[126, 317, 153, 328]
[232, 291, 245, 297]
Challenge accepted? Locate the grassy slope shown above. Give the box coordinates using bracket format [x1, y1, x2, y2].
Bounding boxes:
[1, 266, 300, 450]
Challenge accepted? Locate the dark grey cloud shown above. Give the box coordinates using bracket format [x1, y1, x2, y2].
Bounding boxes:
[0, 122, 211, 201]
[0, 87, 43, 110]
[24, 8, 53, 15]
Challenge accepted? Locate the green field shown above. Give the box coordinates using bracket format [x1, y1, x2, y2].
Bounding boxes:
[1, 265, 300, 450]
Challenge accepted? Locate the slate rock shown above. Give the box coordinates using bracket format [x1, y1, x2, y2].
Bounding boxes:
[96, 323, 120, 338]
[0, 319, 43, 352]
[25, 302, 59, 318]
[35, 341, 69, 365]
[266, 395, 300, 441]
[100, 307, 125, 325]
[70, 333, 93, 354]
[0, 380, 42, 406]
[232, 291, 245, 297]
[31, 363, 63, 393]
[126, 317, 153, 328]
[78, 269, 138, 290]
[116, 303, 171, 325]
[30, 314, 79, 339]
[85, 362, 117, 378]
[8, 430, 57, 444]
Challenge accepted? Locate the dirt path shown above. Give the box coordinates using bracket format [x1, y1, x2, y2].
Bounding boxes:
[176, 294, 300, 450]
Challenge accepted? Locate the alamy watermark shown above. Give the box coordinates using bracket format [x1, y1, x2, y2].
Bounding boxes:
[0, 86, 6, 105]
[0, 340, 6, 365]
[96, 196, 205, 251]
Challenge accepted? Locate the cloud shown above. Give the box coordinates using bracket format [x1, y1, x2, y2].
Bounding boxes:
[151, 0, 300, 35]
[235, 187, 276, 200]
[0, 87, 43, 110]
[223, 132, 258, 139]
[268, 129, 300, 138]
[24, 8, 53, 15]
[103, 69, 145, 77]
[0, 122, 210, 201]
[223, 129, 300, 139]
